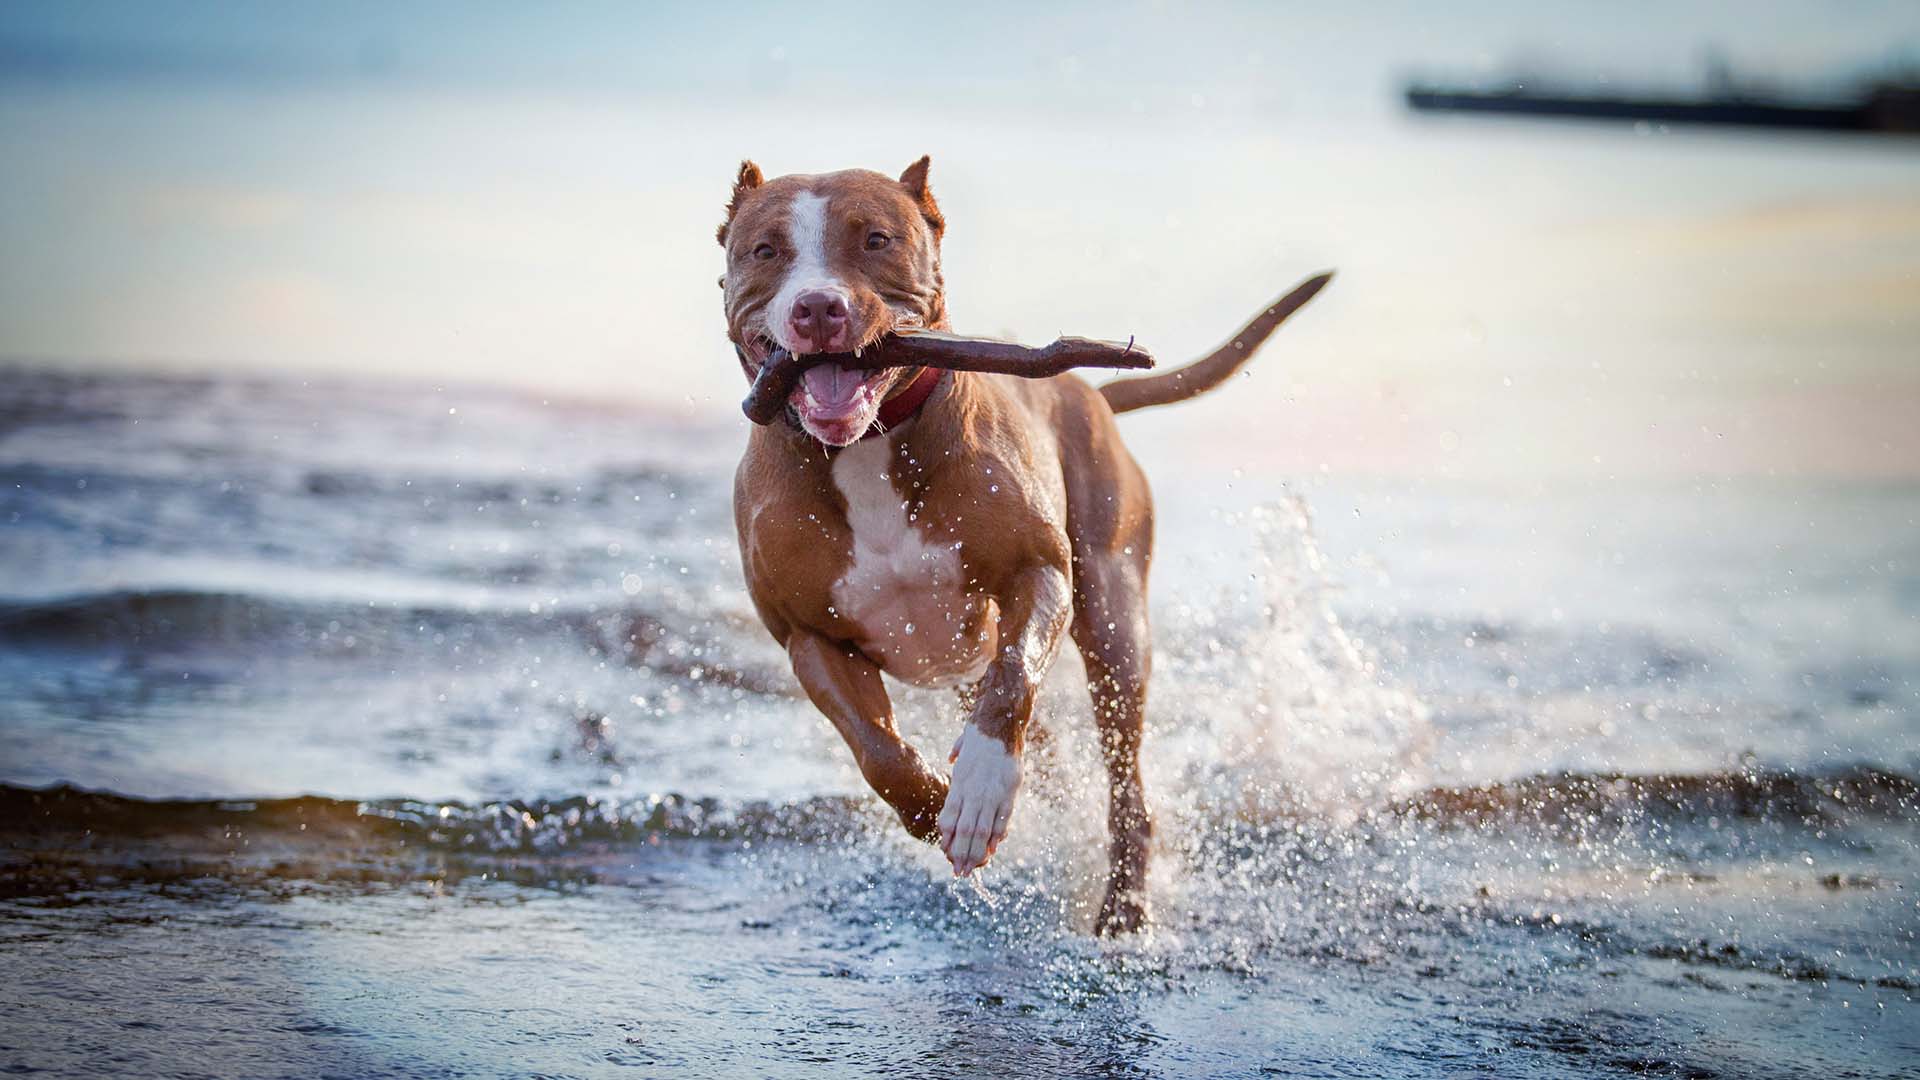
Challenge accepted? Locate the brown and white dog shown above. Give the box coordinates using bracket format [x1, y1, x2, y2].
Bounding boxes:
[718, 156, 1327, 934]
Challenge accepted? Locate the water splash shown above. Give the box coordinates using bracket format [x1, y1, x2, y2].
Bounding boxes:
[1158, 495, 1434, 816]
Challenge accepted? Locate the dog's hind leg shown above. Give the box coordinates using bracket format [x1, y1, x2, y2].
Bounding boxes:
[1070, 549, 1154, 936]
[788, 630, 949, 842]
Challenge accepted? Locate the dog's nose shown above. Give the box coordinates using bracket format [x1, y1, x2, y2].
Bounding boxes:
[788, 290, 849, 353]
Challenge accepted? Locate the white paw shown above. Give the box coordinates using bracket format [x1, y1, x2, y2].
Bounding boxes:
[937, 723, 1021, 876]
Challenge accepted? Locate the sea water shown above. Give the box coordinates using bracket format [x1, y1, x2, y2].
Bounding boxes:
[1, 367, 1915, 1077]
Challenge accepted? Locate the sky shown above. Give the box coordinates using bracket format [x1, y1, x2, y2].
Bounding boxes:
[2, 1, 1918, 477]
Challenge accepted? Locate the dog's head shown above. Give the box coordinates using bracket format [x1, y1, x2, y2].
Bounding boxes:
[718, 157, 948, 445]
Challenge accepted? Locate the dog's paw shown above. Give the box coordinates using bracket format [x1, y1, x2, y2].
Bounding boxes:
[937, 723, 1021, 876]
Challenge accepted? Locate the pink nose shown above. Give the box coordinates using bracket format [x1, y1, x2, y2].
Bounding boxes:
[788, 290, 849, 352]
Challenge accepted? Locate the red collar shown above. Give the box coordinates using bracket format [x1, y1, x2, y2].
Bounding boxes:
[864, 367, 944, 439]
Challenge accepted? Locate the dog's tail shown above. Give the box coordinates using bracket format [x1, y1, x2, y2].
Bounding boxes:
[1099, 271, 1333, 416]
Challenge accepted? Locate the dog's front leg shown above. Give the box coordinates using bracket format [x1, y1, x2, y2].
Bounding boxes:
[939, 563, 1072, 875]
[788, 630, 949, 842]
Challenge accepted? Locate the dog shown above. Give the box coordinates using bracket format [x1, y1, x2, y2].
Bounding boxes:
[718, 156, 1328, 934]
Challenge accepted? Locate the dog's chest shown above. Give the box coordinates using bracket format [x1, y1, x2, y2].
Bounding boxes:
[829, 439, 994, 688]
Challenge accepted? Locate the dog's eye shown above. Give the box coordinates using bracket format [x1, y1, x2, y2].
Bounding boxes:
[753, 243, 777, 261]
[865, 231, 890, 251]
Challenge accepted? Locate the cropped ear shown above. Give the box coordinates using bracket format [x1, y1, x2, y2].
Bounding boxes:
[716, 160, 765, 246]
[898, 154, 945, 239]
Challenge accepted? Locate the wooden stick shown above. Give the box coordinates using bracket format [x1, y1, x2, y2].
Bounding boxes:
[741, 331, 1155, 425]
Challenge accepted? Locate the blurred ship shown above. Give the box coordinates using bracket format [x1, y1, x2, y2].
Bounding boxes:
[1407, 57, 1920, 135]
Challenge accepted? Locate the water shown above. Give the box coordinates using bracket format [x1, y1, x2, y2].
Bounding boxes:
[2, 365, 1917, 1077]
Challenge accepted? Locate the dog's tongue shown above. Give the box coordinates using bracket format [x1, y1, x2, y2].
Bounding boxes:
[800, 363, 866, 410]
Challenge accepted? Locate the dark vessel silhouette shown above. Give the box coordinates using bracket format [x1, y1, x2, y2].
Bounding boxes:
[1407, 77, 1920, 135]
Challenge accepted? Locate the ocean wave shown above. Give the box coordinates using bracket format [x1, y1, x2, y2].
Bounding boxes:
[1394, 764, 1920, 831]
[0, 587, 791, 695]
[1, 782, 877, 853]
[3, 449, 713, 516]
[1637, 937, 1917, 991]
[0, 587, 339, 648]
[7, 765, 1912, 858]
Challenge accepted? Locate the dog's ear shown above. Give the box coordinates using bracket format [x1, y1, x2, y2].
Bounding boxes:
[898, 155, 945, 240]
[717, 160, 765, 246]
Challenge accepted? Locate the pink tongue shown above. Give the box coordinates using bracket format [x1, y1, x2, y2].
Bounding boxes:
[801, 363, 866, 409]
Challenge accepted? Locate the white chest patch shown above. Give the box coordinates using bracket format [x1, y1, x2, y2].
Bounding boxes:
[829, 438, 992, 687]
